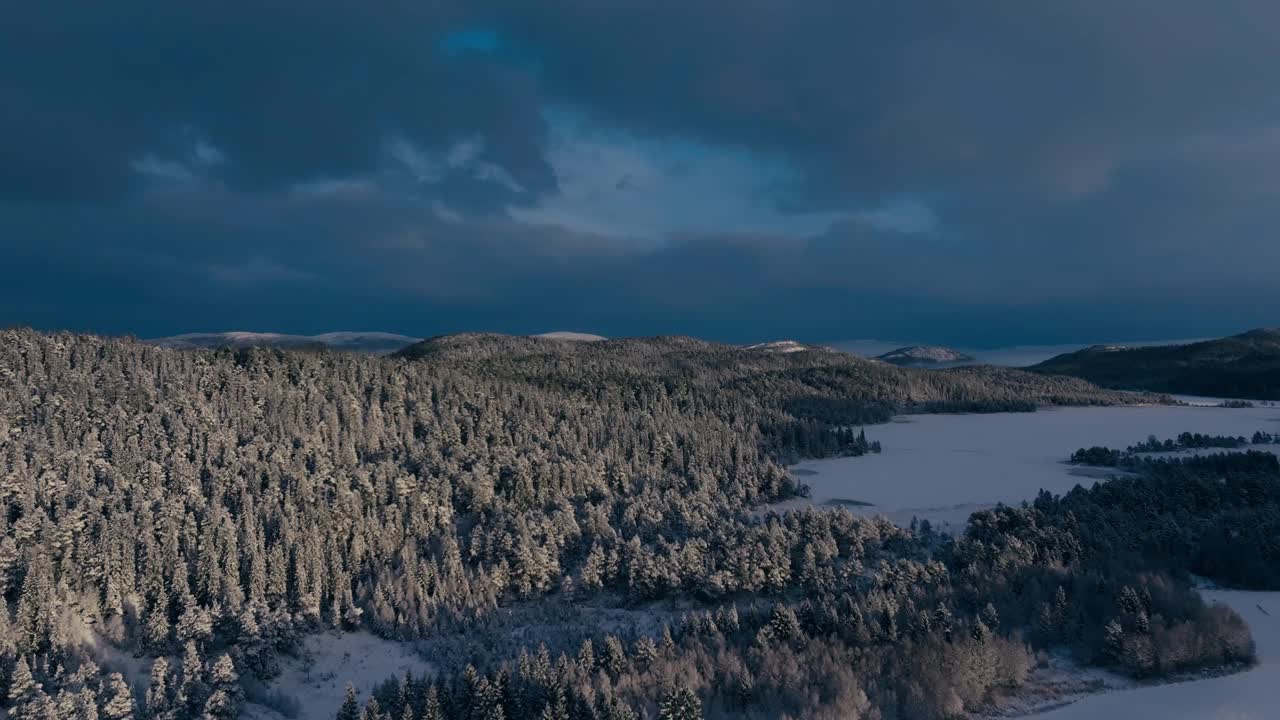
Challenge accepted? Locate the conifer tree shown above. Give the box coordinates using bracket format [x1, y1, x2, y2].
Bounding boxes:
[337, 683, 361, 720]
[100, 672, 135, 720]
[657, 687, 702, 720]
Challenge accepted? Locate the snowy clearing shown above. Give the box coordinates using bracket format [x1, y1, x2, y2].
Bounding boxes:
[241, 631, 433, 720]
[771, 402, 1280, 532]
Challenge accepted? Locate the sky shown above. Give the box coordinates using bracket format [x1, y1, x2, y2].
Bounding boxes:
[2, 1, 1279, 346]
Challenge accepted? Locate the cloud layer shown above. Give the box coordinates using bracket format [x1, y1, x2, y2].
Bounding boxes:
[3, 2, 1278, 343]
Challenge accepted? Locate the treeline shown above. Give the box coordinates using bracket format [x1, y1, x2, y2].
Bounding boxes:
[1071, 430, 1280, 466]
[1128, 432, 1249, 453]
[1041, 451, 1280, 590]
[0, 329, 1152, 719]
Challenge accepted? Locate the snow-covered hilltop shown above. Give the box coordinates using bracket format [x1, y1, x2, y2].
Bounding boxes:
[744, 339, 811, 354]
[875, 345, 975, 366]
[534, 331, 607, 342]
[145, 331, 422, 354]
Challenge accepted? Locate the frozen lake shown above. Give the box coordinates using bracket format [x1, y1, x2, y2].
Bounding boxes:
[776, 402, 1280, 531]
[771, 401, 1280, 719]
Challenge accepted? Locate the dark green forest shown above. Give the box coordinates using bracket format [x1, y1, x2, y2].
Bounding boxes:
[1030, 328, 1280, 400]
[0, 329, 1265, 720]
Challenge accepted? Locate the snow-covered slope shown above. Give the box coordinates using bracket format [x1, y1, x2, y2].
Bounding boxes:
[145, 331, 421, 354]
[534, 331, 607, 342]
[875, 345, 975, 366]
[744, 339, 810, 354]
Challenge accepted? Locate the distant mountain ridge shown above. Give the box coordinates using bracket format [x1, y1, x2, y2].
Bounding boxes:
[145, 331, 422, 354]
[145, 330, 611, 354]
[875, 345, 975, 366]
[1029, 328, 1280, 400]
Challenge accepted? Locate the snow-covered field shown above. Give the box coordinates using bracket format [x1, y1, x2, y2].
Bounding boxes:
[1033, 590, 1279, 720]
[773, 402, 1280, 531]
[242, 632, 433, 720]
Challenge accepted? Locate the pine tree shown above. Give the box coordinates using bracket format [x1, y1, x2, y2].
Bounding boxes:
[176, 595, 213, 647]
[470, 674, 503, 720]
[142, 599, 172, 654]
[576, 639, 595, 674]
[201, 654, 242, 720]
[657, 687, 702, 720]
[1103, 619, 1126, 662]
[145, 656, 176, 720]
[8, 656, 39, 705]
[360, 697, 385, 720]
[177, 640, 208, 717]
[633, 636, 657, 669]
[8, 656, 49, 720]
[420, 684, 443, 720]
[769, 603, 802, 643]
[980, 602, 1000, 630]
[15, 554, 54, 655]
[538, 686, 569, 720]
[601, 636, 626, 676]
[337, 683, 361, 720]
[101, 672, 136, 720]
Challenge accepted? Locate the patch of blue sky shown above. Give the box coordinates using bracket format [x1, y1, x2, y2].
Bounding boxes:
[510, 107, 855, 242]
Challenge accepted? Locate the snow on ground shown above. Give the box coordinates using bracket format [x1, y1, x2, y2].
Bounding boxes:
[535, 331, 607, 341]
[235, 401, 1277, 719]
[762, 401, 1280, 718]
[1027, 590, 1280, 720]
[744, 340, 809, 353]
[242, 631, 433, 720]
[980, 653, 1134, 718]
[771, 402, 1280, 532]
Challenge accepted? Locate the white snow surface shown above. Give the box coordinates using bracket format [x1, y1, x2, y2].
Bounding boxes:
[535, 331, 608, 341]
[773, 402, 1280, 532]
[744, 340, 809, 353]
[1031, 590, 1280, 720]
[242, 631, 433, 720]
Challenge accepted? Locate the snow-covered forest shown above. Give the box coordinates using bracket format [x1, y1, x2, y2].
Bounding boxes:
[0, 329, 1272, 719]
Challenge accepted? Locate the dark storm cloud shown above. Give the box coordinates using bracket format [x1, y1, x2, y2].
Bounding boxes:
[489, 0, 1280, 204]
[2, 2, 1279, 342]
[0, 1, 553, 203]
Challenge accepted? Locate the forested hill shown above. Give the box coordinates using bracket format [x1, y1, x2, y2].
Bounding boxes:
[394, 333, 1147, 461]
[1028, 328, 1280, 400]
[397, 332, 1137, 418]
[0, 329, 1149, 719]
